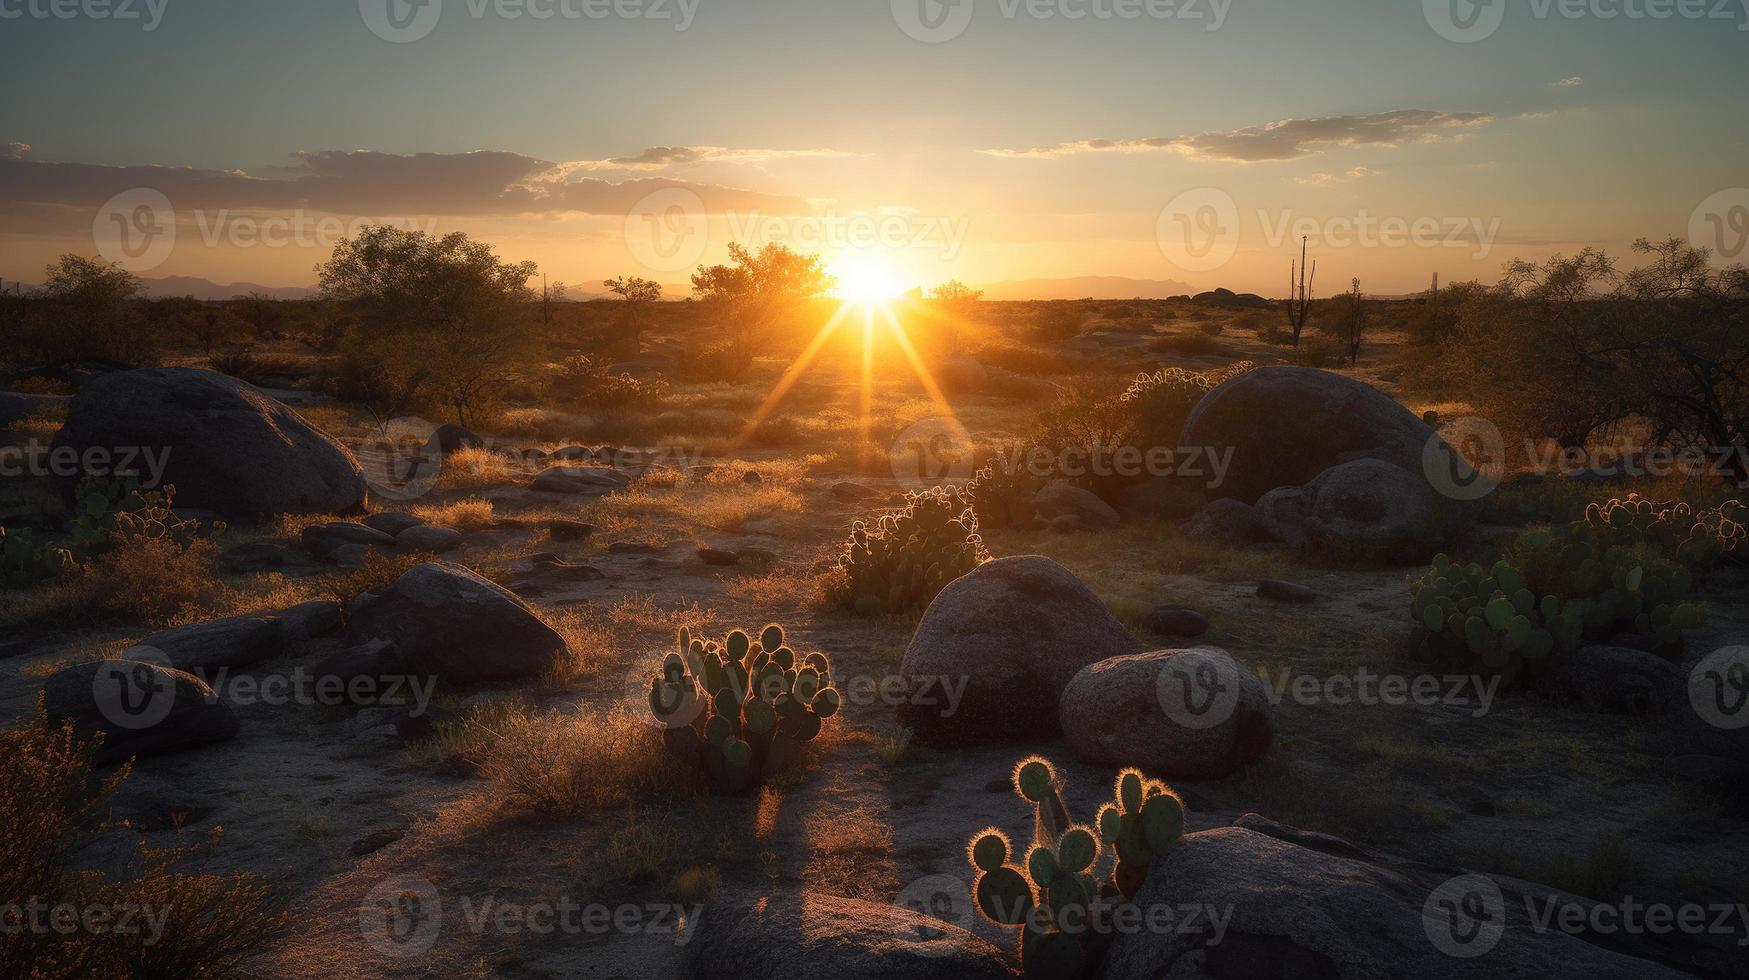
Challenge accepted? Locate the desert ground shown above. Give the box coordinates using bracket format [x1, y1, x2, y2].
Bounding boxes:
[4, 287, 1748, 979]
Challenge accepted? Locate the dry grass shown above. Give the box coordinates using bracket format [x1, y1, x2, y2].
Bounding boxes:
[13, 537, 227, 628]
[435, 446, 525, 490]
[470, 703, 694, 815]
[411, 496, 496, 530]
[0, 710, 287, 978]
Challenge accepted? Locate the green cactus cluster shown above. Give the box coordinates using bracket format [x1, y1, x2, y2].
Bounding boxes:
[647, 623, 840, 794]
[826, 485, 990, 616]
[966, 757, 1184, 980]
[1413, 496, 1715, 680]
[68, 477, 221, 555]
[0, 524, 76, 589]
[1578, 493, 1746, 570]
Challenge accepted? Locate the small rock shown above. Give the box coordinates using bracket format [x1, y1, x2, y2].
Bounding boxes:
[1545, 645, 1681, 714]
[278, 600, 343, 641]
[302, 522, 396, 559]
[831, 482, 887, 503]
[524, 558, 605, 581]
[348, 828, 407, 857]
[329, 543, 375, 569]
[397, 525, 464, 554]
[1145, 606, 1209, 638]
[743, 470, 762, 485]
[530, 465, 633, 495]
[608, 541, 661, 555]
[42, 660, 240, 763]
[393, 704, 458, 742]
[737, 548, 776, 566]
[1048, 514, 1085, 534]
[137, 614, 283, 677]
[1256, 580, 1317, 603]
[362, 512, 426, 536]
[697, 548, 739, 566]
[434, 423, 484, 455]
[547, 519, 596, 541]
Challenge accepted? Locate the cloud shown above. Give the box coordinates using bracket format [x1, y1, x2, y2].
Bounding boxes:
[0, 147, 816, 220]
[1551, 76, 1584, 87]
[986, 109, 1494, 163]
[563, 145, 858, 172]
[1292, 166, 1385, 187]
[4, 142, 28, 161]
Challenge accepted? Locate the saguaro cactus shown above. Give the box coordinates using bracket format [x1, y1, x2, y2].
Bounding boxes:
[1285, 236, 1316, 347]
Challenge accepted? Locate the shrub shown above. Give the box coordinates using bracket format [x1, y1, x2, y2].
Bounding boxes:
[0, 709, 285, 978]
[1033, 305, 1086, 342]
[549, 354, 670, 411]
[207, 349, 305, 387]
[967, 757, 1184, 979]
[0, 524, 75, 588]
[675, 339, 753, 383]
[647, 623, 838, 793]
[824, 487, 990, 616]
[1121, 361, 1251, 457]
[1148, 331, 1223, 356]
[411, 497, 495, 530]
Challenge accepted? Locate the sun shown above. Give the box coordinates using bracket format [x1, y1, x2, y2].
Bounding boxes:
[831, 253, 908, 307]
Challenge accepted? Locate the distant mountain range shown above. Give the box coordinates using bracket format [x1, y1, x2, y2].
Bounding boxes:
[138, 277, 317, 301]
[972, 276, 1199, 301]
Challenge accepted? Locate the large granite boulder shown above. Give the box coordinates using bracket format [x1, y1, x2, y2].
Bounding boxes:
[1102, 819, 1717, 979]
[1178, 366, 1466, 504]
[53, 368, 365, 516]
[42, 658, 239, 763]
[897, 556, 1141, 745]
[1060, 647, 1273, 780]
[345, 562, 569, 684]
[1255, 458, 1455, 565]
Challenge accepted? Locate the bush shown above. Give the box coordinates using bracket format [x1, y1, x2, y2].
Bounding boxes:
[1121, 361, 1252, 464]
[549, 354, 670, 411]
[1148, 331, 1224, 356]
[967, 456, 1044, 529]
[0, 709, 286, 978]
[1033, 304, 1086, 342]
[647, 623, 838, 793]
[824, 487, 990, 616]
[675, 339, 754, 383]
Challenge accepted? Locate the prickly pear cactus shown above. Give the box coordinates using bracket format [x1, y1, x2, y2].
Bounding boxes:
[826, 485, 990, 616]
[966, 457, 1043, 530]
[0, 525, 76, 589]
[647, 622, 839, 794]
[966, 756, 1184, 980]
[1412, 493, 1719, 681]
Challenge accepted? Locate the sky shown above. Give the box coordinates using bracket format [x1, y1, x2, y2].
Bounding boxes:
[1, 0, 1746, 295]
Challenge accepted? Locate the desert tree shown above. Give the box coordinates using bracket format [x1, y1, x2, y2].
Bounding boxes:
[231, 291, 286, 341]
[318, 226, 539, 428]
[690, 242, 834, 373]
[604, 274, 662, 355]
[31, 255, 154, 367]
